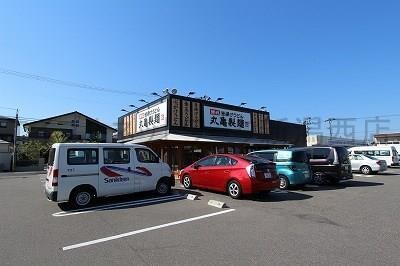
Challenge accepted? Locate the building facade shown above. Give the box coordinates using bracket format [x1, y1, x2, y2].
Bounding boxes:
[373, 132, 400, 144]
[0, 115, 18, 143]
[118, 94, 306, 171]
[307, 135, 368, 147]
[24, 111, 117, 143]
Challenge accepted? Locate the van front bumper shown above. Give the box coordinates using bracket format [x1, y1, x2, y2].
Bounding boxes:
[45, 190, 58, 202]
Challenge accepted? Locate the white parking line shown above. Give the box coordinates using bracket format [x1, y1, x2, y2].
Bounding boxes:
[52, 194, 186, 217]
[63, 208, 236, 251]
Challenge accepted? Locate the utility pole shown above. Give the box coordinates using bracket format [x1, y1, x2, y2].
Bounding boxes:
[12, 109, 18, 172]
[324, 118, 336, 140]
[303, 117, 312, 136]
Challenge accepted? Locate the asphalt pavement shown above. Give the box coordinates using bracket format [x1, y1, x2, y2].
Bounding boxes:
[0, 169, 399, 265]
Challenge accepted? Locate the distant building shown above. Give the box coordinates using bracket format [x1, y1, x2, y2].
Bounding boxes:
[0, 115, 19, 143]
[23, 111, 117, 143]
[307, 135, 368, 147]
[373, 132, 400, 144]
[0, 139, 12, 171]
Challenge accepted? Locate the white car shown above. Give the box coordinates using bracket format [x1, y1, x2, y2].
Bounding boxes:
[349, 154, 387, 175]
[45, 143, 174, 208]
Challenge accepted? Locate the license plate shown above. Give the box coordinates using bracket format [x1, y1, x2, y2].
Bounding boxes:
[264, 173, 271, 179]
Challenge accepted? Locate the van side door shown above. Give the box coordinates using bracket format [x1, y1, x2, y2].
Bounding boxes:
[133, 148, 160, 192]
[99, 147, 135, 196]
[59, 148, 99, 201]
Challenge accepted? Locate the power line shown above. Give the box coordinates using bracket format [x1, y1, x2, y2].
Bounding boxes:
[0, 67, 150, 97]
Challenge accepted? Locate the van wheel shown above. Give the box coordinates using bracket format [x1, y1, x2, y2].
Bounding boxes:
[312, 173, 325, 185]
[360, 166, 372, 175]
[70, 189, 93, 208]
[227, 180, 242, 199]
[156, 179, 171, 195]
[279, 175, 290, 190]
[182, 175, 192, 189]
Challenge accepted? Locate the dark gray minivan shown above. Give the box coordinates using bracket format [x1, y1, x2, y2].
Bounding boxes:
[296, 146, 353, 184]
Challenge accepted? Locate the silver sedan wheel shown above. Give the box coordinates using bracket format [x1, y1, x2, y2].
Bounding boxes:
[361, 166, 371, 175]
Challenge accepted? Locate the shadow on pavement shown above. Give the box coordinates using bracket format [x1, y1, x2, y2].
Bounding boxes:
[249, 191, 313, 202]
[342, 180, 384, 187]
[172, 188, 204, 198]
[57, 190, 187, 212]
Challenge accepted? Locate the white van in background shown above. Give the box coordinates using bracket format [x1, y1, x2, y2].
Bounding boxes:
[348, 146, 399, 167]
[45, 143, 174, 208]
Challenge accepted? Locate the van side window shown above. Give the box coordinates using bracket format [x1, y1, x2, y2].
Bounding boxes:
[135, 148, 159, 163]
[67, 149, 98, 165]
[312, 148, 331, 159]
[103, 148, 130, 164]
[379, 150, 390, 156]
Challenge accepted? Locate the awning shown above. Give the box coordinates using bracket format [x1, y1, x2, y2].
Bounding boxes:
[123, 131, 291, 146]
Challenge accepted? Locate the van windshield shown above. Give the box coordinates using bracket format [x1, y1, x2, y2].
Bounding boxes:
[48, 148, 56, 166]
[291, 151, 309, 163]
[334, 147, 350, 164]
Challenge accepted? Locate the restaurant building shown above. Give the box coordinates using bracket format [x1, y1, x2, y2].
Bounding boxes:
[118, 94, 306, 171]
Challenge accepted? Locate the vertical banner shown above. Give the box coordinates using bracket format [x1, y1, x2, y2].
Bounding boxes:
[192, 102, 201, 128]
[123, 116, 128, 136]
[127, 114, 131, 135]
[130, 113, 136, 135]
[258, 113, 264, 134]
[171, 98, 181, 127]
[264, 113, 270, 134]
[253, 113, 259, 134]
[182, 100, 191, 128]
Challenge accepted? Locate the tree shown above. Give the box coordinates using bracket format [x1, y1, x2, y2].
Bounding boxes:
[88, 131, 103, 143]
[17, 140, 48, 161]
[49, 131, 68, 145]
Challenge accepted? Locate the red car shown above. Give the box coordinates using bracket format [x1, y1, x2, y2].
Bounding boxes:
[179, 154, 280, 199]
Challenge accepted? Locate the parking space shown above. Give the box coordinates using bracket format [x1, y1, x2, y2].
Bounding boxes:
[1, 169, 400, 265]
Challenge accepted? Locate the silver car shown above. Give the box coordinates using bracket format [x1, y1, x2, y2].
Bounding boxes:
[349, 154, 387, 175]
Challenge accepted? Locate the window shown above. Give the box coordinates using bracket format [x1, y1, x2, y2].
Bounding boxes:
[67, 149, 98, 165]
[38, 131, 45, 137]
[135, 148, 159, 163]
[255, 152, 276, 161]
[354, 155, 363, 160]
[215, 156, 237, 166]
[0, 121, 7, 128]
[312, 148, 331, 159]
[197, 156, 217, 167]
[379, 150, 390, 156]
[103, 148, 130, 164]
[48, 148, 56, 166]
[291, 151, 309, 163]
[71, 119, 80, 127]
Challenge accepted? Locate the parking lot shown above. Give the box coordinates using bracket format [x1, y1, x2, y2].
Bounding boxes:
[1, 169, 400, 265]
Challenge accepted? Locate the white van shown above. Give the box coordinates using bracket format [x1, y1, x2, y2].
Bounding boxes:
[348, 146, 399, 167]
[45, 143, 174, 208]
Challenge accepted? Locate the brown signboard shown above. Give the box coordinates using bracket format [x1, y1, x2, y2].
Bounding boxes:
[252, 113, 259, 134]
[171, 98, 181, 127]
[182, 100, 191, 128]
[192, 102, 201, 128]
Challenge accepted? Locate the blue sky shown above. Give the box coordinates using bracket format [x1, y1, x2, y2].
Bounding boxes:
[0, 0, 399, 140]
